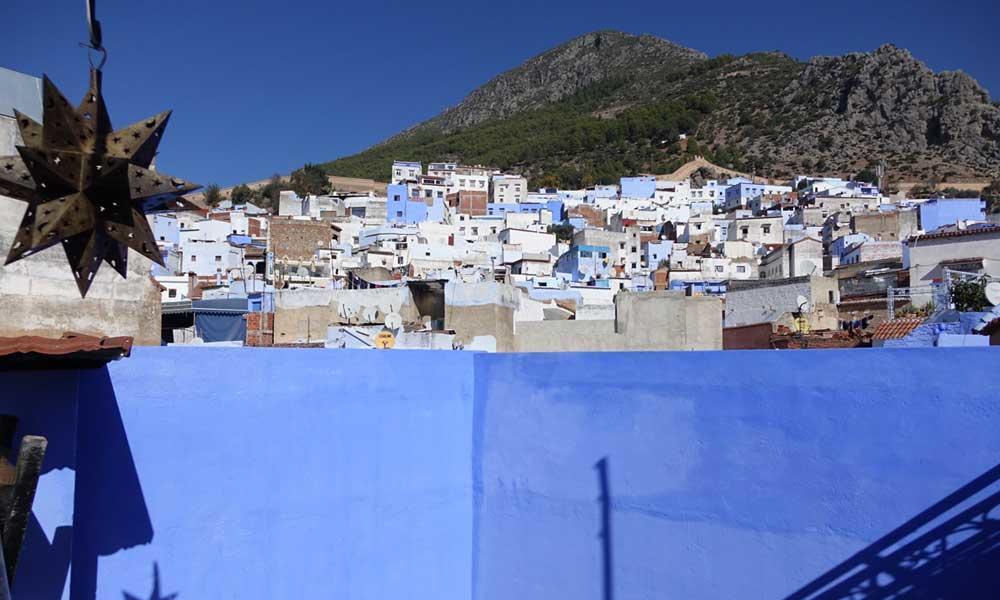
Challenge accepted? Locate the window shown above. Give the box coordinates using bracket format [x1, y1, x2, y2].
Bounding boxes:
[619, 243, 625, 250]
[829, 291, 835, 303]
[393, 195, 401, 201]
[762, 225, 771, 234]
[190, 255, 197, 262]
[397, 256, 404, 265]
[580, 250, 593, 258]
[630, 247, 637, 253]
[631, 262, 637, 269]
[737, 265, 747, 273]
[741, 227, 749, 237]
[715, 265, 724, 273]
[600, 252, 607, 259]
[215, 255, 222, 262]
[168, 289, 177, 298]
[396, 211, 403, 217]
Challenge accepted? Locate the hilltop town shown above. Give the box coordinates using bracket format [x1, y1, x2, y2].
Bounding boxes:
[1, 6, 1000, 599]
[1, 63, 999, 351]
[145, 158, 999, 350]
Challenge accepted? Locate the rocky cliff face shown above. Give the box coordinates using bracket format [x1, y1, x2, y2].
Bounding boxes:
[754, 45, 1000, 177]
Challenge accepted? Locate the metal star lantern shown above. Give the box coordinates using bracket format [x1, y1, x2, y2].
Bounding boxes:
[0, 69, 201, 297]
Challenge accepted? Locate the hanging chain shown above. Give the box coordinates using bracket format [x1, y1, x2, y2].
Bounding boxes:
[80, 0, 107, 70]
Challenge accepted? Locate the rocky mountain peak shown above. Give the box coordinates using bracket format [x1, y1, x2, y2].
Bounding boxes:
[426, 31, 706, 132]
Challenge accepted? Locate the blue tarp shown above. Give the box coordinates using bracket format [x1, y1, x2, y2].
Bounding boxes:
[192, 299, 247, 343]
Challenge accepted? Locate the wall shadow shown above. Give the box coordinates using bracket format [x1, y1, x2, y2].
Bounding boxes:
[122, 562, 177, 600]
[785, 463, 1000, 600]
[69, 367, 154, 600]
[0, 370, 79, 599]
[12, 517, 71, 598]
[595, 457, 614, 600]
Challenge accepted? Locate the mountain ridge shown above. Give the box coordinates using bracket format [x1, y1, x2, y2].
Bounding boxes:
[319, 31, 1000, 188]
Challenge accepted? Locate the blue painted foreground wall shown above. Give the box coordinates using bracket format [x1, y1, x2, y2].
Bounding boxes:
[3, 347, 999, 599]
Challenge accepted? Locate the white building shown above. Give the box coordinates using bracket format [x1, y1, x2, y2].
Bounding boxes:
[497, 228, 557, 256]
[492, 175, 527, 204]
[391, 160, 422, 183]
[181, 240, 243, 277]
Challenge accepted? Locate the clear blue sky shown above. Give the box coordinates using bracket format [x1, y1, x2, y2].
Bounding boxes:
[4, 0, 998, 186]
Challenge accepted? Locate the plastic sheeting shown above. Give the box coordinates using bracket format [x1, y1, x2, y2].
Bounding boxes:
[193, 299, 248, 343]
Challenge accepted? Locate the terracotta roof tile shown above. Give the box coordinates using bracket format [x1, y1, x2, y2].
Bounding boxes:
[871, 318, 924, 340]
[0, 332, 132, 370]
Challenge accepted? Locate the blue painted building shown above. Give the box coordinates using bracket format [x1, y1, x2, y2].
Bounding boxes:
[724, 182, 793, 211]
[386, 183, 446, 224]
[554, 244, 611, 282]
[620, 176, 656, 199]
[0, 348, 998, 599]
[486, 200, 564, 220]
[919, 198, 986, 232]
[645, 240, 674, 268]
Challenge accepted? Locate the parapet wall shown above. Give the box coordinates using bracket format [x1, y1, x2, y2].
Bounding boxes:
[4, 347, 998, 599]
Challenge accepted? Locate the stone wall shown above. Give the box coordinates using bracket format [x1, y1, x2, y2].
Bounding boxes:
[269, 217, 331, 261]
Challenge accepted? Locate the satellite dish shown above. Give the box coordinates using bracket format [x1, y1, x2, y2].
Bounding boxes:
[385, 312, 403, 331]
[796, 294, 811, 313]
[986, 282, 1000, 306]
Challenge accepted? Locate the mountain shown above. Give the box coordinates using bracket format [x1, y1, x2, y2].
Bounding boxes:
[320, 31, 1000, 189]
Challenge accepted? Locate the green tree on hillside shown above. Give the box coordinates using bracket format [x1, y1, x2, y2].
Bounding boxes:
[290, 163, 331, 196]
[256, 175, 288, 212]
[230, 184, 253, 205]
[203, 183, 222, 206]
[983, 178, 1000, 213]
[855, 167, 878, 184]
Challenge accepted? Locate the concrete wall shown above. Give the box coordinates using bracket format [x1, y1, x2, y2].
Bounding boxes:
[0, 200, 163, 345]
[2, 347, 999, 599]
[513, 292, 722, 352]
[445, 282, 518, 352]
[472, 348, 1000, 600]
[95, 348, 475, 599]
[0, 78, 161, 345]
[726, 275, 839, 330]
[274, 286, 419, 343]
